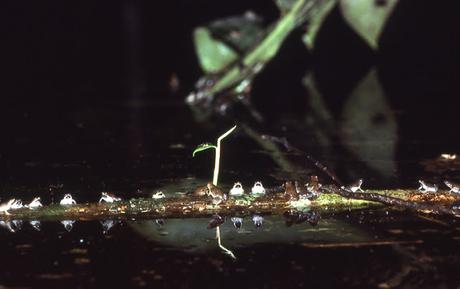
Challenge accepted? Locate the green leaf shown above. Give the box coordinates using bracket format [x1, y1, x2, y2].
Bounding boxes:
[193, 27, 238, 74]
[339, 0, 398, 49]
[274, 0, 299, 14]
[208, 11, 264, 53]
[302, 0, 337, 50]
[192, 143, 217, 157]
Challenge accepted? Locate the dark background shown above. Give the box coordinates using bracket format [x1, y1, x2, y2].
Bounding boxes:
[0, 0, 459, 197]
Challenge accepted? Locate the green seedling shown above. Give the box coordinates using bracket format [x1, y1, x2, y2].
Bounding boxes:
[192, 125, 237, 260]
[192, 125, 237, 186]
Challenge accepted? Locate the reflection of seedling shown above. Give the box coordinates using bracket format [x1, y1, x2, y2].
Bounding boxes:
[193, 125, 237, 260]
[193, 125, 237, 186]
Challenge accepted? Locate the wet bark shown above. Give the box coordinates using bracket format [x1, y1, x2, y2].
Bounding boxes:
[1, 188, 458, 221]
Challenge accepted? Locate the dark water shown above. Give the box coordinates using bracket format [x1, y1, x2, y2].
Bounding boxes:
[2, 1, 460, 288]
[1, 98, 460, 289]
[2, 210, 460, 289]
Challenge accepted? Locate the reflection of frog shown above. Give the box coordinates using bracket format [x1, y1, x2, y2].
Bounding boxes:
[251, 181, 265, 195]
[61, 220, 75, 232]
[229, 182, 245, 196]
[29, 220, 41, 231]
[444, 181, 460, 194]
[252, 215, 264, 228]
[417, 180, 438, 193]
[341, 179, 364, 193]
[231, 217, 243, 229]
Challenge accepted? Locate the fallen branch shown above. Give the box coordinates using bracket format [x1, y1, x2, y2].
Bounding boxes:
[1, 187, 459, 221]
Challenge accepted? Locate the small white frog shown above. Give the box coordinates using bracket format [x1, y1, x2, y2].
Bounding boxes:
[99, 192, 122, 203]
[252, 215, 264, 228]
[444, 181, 460, 194]
[251, 181, 266, 195]
[28, 197, 43, 209]
[341, 179, 364, 193]
[60, 194, 76, 206]
[152, 191, 166, 199]
[417, 180, 438, 193]
[0, 199, 16, 215]
[61, 220, 75, 232]
[229, 182, 244, 196]
[10, 199, 24, 210]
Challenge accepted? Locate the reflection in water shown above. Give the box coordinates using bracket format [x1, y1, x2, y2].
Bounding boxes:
[129, 213, 371, 253]
[100, 219, 117, 234]
[61, 220, 76, 232]
[303, 68, 397, 182]
[284, 210, 321, 227]
[252, 215, 264, 228]
[0, 221, 11, 232]
[207, 215, 225, 229]
[231, 217, 243, 229]
[155, 219, 165, 226]
[340, 69, 397, 178]
[29, 220, 41, 231]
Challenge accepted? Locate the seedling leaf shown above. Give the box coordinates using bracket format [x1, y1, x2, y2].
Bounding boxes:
[192, 143, 217, 157]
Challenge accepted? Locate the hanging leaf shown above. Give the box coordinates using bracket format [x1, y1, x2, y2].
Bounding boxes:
[339, 0, 399, 49]
[339, 69, 397, 177]
[274, 0, 299, 14]
[193, 27, 238, 74]
[208, 11, 265, 53]
[302, 0, 337, 50]
[192, 143, 217, 157]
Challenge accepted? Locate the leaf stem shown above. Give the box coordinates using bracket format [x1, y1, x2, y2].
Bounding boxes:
[213, 125, 237, 186]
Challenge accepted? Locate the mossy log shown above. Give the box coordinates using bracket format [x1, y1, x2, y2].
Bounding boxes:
[1, 188, 458, 221]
